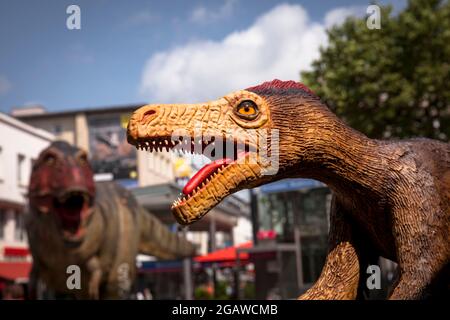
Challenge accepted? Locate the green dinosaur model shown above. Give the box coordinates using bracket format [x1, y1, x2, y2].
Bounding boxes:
[27, 141, 195, 299]
[126, 79, 449, 299]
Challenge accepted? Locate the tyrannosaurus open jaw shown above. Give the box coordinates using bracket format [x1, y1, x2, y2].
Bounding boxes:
[127, 89, 275, 225]
[29, 141, 96, 243]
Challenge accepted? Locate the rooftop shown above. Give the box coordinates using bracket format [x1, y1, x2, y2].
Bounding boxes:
[0, 111, 54, 141]
[11, 103, 146, 120]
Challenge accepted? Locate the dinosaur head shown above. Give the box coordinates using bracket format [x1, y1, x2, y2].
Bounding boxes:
[29, 141, 95, 243]
[127, 79, 322, 225]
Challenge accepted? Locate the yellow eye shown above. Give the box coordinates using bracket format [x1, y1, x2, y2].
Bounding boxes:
[235, 100, 259, 120]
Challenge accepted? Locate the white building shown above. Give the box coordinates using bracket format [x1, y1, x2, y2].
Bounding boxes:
[0, 112, 54, 283]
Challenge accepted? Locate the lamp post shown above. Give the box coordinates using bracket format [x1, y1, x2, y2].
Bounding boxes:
[182, 227, 193, 300]
[249, 188, 259, 246]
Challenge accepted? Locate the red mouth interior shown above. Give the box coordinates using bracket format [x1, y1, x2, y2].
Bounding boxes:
[54, 193, 91, 236]
[182, 158, 232, 195]
[182, 151, 249, 197]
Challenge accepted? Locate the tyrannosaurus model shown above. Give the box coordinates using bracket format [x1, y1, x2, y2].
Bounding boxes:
[127, 79, 449, 300]
[27, 141, 196, 299]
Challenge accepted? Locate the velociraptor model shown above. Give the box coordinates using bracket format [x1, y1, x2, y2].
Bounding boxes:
[27, 141, 195, 299]
[127, 79, 449, 299]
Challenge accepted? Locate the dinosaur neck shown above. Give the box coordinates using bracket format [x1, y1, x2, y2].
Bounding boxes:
[281, 105, 389, 199]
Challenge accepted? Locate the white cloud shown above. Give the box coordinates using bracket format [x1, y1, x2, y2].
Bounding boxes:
[0, 75, 12, 95]
[140, 3, 361, 103]
[324, 6, 366, 28]
[190, 0, 237, 24]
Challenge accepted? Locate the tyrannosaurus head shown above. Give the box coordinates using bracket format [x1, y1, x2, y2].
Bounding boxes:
[127, 79, 324, 225]
[29, 141, 95, 243]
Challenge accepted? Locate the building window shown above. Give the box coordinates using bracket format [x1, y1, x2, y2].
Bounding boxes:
[53, 124, 62, 135]
[17, 154, 27, 187]
[14, 211, 26, 242]
[0, 209, 5, 240]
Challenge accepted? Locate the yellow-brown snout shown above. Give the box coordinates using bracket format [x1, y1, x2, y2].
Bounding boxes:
[127, 104, 161, 144]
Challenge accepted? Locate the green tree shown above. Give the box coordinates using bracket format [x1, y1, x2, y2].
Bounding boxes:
[301, 0, 450, 141]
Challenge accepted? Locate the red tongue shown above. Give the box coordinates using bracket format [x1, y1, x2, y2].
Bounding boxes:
[183, 158, 232, 195]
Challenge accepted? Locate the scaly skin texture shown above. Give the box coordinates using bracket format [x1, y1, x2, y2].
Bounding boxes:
[27, 141, 195, 299]
[127, 79, 449, 299]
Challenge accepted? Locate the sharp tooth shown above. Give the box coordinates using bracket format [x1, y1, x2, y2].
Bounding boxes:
[164, 139, 168, 145]
[152, 141, 156, 145]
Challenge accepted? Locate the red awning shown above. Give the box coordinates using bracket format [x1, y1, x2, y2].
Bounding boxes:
[3, 247, 30, 257]
[0, 262, 32, 281]
[194, 241, 252, 263]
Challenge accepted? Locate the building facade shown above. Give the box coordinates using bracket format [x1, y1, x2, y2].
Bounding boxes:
[0, 112, 54, 285]
[13, 105, 179, 189]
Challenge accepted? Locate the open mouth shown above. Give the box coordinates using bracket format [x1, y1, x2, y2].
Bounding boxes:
[54, 190, 93, 240]
[132, 135, 261, 224]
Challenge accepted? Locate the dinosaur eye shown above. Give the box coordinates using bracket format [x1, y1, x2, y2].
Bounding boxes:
[235, 100, 259, 120]
[77, 152, 88, 165]
[44, 154, 56, 165]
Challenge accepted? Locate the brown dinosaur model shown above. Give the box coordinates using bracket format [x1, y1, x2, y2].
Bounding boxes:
[27, 141, 195, 299]
[126, 79, 449, 300]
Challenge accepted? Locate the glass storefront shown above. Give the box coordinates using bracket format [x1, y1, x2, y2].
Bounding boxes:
[251, 181, 332, 298]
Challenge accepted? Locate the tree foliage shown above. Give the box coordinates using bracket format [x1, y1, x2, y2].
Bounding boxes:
[301, 0, 450, 141]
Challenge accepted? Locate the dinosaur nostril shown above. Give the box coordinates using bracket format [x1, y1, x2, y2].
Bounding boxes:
[142, 109, 157, 121]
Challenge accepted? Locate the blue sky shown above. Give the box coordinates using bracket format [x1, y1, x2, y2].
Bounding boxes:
[0, 0, 406, 113]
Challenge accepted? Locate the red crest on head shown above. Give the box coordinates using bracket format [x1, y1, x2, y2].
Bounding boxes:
[246, 79, 315, 96]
